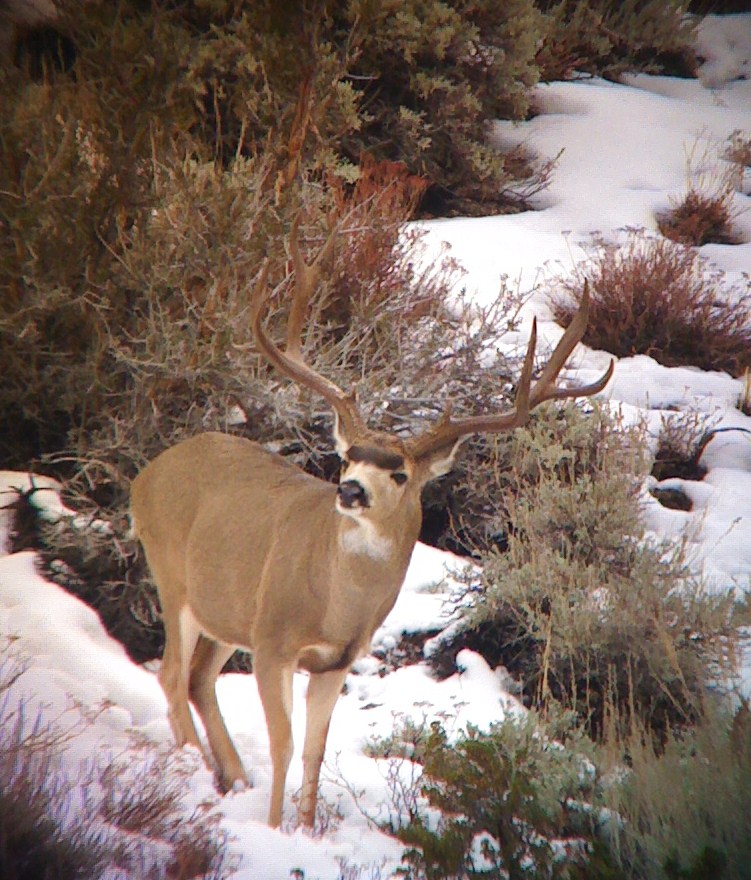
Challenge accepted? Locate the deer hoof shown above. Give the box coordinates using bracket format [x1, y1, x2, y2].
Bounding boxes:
[217, 770, 250, 794]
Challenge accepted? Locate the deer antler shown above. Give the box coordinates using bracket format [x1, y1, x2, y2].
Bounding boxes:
[408, 282, 614, 460]
[250, 216, 366, 440]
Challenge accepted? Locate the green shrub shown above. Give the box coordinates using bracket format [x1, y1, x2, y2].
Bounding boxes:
[375, 712, 623, 880]
[598, 701, 751, 880]
[20, 0, 548, 217]
[433, 405, 737, 738]
[333, 0, 546, 215]
[536, 0, 697, 82]
[549, 233, 751, 375]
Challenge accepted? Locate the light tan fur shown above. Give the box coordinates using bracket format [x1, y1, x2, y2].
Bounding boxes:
[132, 430, 432, 826]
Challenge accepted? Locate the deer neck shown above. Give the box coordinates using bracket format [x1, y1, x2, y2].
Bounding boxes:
[336, 507, 420, 570]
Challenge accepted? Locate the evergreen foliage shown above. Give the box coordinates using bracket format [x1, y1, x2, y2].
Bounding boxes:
[432, 405, 737, 739]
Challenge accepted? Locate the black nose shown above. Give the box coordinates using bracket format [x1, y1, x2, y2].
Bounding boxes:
[337, 480, 369, 509]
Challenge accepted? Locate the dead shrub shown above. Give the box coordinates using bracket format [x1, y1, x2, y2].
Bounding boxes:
[0, 655, 104, 880]
[549, 232, 751, 375]
[657, 188, 742, 246]
[651, 411, 711, 484]
[98, 753, 231, 880]
[649, 411, 714, 512]
[650, 420, 751, 511]
[726, 130, 751, 172]
[0, 650, 232, 880]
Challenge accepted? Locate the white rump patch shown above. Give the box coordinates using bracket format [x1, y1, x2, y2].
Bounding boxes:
[340, 521, 393, 561]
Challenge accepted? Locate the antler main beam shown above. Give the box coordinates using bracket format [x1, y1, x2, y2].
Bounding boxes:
[408, 283, 614, 460]
[250, 217, 366, 439]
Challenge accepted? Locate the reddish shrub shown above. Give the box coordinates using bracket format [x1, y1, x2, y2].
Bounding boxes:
[657, 189, 742, 246]
[550, 233, 751, 374]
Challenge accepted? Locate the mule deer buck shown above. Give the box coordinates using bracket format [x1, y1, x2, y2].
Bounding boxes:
[130, 220, 613, 829]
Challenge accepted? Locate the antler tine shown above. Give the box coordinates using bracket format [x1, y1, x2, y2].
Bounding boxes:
[409, 282, 614, 460]
[286, 212, 338, 358]
[528, 279, 591, 406]
[250, 224, 365, 439]
[525, 281, 614, 407]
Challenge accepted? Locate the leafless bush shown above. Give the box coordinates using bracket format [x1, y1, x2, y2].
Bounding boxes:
[657, 188, 743, 246]
[726, 130, 751, 173]
[0, 649, 233, 880]
[0, 653, 103, 880]
[651, 410, 713, 483]
[549, 232, 751, 375]
[97, 752, 232, 880]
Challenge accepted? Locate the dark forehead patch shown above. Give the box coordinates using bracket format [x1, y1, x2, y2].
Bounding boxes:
[347, 444, 405, 471]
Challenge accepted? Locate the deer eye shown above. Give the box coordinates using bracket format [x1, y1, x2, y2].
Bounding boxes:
[391, 472, 408, 486]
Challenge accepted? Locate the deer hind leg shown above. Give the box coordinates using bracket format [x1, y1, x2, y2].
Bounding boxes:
[158, 603, 202, 750]
[299, 667, 349, 828]
[188, 636, 249, 792]
[253, 647, 296, 827]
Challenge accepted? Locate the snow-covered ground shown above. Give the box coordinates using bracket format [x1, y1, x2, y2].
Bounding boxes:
[1, 13, 751, 879]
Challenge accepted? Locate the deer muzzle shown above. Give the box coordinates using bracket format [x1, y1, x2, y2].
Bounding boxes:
[337, 479, 369, 510]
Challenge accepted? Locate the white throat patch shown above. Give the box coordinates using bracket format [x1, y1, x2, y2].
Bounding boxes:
[339, 520, 393, 561]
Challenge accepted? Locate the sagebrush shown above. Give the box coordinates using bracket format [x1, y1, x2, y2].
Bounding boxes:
[597, 700, 751, 880]
[536, 0, 696, 81]
[373, 711, 622, 880]
[432, 404, 737, 738]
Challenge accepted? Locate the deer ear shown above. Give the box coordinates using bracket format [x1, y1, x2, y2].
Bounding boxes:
[332, 411, 351, 457]
[420, 437, 466, 480]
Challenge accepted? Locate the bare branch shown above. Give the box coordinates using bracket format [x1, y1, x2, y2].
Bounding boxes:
[409, 282, 614, 460]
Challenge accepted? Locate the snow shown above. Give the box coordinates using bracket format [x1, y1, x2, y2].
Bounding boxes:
[2, 14, 751, 878]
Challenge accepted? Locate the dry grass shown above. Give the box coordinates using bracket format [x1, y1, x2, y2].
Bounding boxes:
[739, 368, 751, 416]
[657, 187, 742, 246]
[550, 232, 751, 375]
[726, 130, 751, 172]
[0, 649, 232, 880]
[597, 700, 751, 880]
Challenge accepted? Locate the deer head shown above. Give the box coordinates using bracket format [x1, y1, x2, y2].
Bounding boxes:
[251, 216, 614, 536]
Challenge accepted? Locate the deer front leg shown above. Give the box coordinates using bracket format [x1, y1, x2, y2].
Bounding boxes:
[254, 647, 296, 827]
[299, 667, 349, 828]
